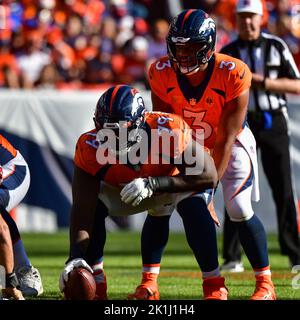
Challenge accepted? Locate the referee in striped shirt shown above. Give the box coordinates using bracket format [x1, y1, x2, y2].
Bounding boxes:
[220, 0, 300, 271]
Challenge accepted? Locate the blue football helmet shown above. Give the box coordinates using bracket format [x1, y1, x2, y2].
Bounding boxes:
[94, 85, 146, 155]
[166, 9, 216, 74]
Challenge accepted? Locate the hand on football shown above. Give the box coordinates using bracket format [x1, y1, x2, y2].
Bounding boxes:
[59, 258, 93, 293]
[2, 287, 25, 300]
[120, 178, 154, 207]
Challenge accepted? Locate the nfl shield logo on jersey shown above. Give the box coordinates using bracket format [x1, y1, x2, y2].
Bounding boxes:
[189, 98, 196, 106]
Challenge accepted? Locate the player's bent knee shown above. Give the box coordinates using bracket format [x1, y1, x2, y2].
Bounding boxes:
[148, 206, 173, 217]
[225, 201, 254, 222]
[176, 196, 207, 216]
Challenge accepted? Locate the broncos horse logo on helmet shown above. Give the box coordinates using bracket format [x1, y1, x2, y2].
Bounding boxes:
[94, 85, 146, 156]
[166, 9, 216, 74]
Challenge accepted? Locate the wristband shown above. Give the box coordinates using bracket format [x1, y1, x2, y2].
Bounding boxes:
[148, 176, 173, 193]
[5, 272, 20, 288]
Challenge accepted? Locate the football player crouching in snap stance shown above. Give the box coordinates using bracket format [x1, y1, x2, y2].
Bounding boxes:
[59, 84, 227, 300]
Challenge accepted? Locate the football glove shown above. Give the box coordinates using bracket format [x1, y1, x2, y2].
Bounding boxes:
[2, 288, 25, 300]
[120, 177, 156, 207]
[59, 258, 93, 292]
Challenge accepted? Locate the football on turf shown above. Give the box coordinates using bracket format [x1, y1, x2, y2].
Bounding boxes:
[64, 268, 96, 300]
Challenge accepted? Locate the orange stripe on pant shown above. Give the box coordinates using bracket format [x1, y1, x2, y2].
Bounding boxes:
[230, 158, 252, 201]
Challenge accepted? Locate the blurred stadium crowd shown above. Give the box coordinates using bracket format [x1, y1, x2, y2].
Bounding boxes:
[0, 0, 299, 90]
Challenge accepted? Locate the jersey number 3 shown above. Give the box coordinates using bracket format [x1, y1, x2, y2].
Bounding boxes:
[183, 110, 213, 140]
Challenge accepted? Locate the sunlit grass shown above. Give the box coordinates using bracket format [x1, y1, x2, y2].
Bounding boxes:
[22, 231, 300, 300]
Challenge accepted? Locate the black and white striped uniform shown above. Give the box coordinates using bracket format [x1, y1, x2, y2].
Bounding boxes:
[221, 32, 300, 266]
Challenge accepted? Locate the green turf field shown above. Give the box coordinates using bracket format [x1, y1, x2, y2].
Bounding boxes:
[22, 231, 300, 300]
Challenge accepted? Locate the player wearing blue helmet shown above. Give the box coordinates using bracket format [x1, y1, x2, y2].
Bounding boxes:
[59, 84, 219, 300]
[131, 9, 276, 300]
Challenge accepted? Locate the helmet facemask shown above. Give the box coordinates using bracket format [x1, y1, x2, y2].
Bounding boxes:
[168, 40, 214, 75]
[166, 11, 216, 75]
[94, 85, 146, 157]
[96, 115, 145, 157]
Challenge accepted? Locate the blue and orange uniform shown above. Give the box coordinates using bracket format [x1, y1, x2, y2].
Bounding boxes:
[74, 111, 191, 188]
[0, 134, 30, 212]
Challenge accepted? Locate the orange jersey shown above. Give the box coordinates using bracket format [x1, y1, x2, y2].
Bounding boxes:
[148, 53, 252, 149]
[0, 134, 17, 166]
[74, 111, 191, 188]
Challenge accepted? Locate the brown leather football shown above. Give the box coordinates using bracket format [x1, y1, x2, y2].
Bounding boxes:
[64, 268, 96, 300]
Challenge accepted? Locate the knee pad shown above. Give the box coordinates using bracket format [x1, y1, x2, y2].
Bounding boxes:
[225, 197, 254, 222]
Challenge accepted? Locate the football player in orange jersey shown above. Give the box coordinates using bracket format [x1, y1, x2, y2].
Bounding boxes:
[59, 84, 223, 300]
[130, 9, 276, 300]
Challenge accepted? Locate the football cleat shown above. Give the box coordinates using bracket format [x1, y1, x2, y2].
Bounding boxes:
[250, 275, 276, 300]
[15, 265, 43, 297]
[220, 261, 245, 273]
[93, 269, 108, 300]
[127, 272, 160, 300]
[202, 276, 228, 300]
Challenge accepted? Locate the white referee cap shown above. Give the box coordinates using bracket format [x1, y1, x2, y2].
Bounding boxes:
[236, 0, 263, 15]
